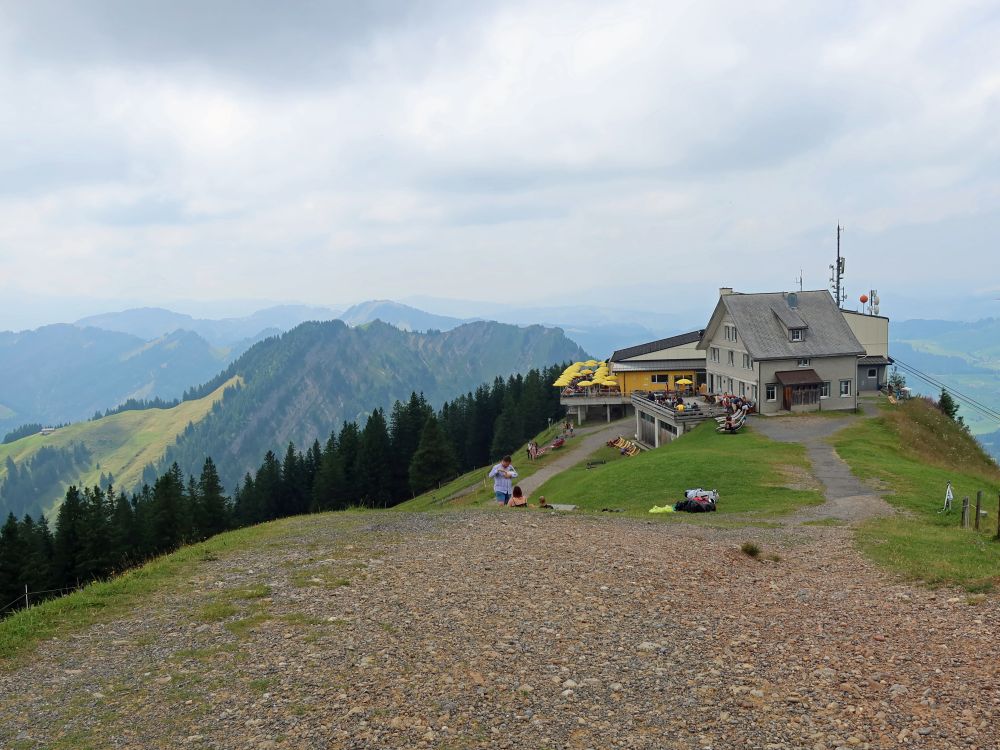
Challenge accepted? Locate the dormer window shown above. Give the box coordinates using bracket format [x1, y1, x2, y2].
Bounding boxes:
[790, 329, 803, 342]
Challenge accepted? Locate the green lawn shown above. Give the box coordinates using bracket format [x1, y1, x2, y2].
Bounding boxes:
[532, 421, 824, 517]
[833, 400, 1000, 590]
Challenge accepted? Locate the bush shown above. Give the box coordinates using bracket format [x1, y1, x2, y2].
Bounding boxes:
[740, 541, 761, 558]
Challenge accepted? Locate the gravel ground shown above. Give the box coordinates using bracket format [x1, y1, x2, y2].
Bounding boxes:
[1, 511, 997, 750]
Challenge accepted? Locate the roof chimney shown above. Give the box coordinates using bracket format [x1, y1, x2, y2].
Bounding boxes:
[719, 287, 734, 297]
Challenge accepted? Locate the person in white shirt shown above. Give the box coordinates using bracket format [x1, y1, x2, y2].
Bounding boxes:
[489, 456, 518, 505]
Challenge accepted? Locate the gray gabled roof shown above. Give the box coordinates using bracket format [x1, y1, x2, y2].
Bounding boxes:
[610, 330, 704, 362]
[713, 290, 866, 361]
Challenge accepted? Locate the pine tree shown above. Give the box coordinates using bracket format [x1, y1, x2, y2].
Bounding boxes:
[109, 490, 137, 567]
[312, 434, 347, 512]
[490, 391, 525, 459]
[938, 388, 959, 421]
[22, 514, 54, 595]
[78, 486, 112, 581]
[254, 451, 283, 522]
[356, 409, 392, 507]
[151, 464, 186, 554]
[53, 485, 86, 587]
[337, 422, 361, 501]
[409, 414, 458, 495]
[196, 457, 229, 539]
[0, 513, 24, 610]
[280, 443, 308, 517]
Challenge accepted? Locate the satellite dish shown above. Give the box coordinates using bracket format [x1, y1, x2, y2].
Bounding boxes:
[872, 304, 879, 315]
[872, 295, 880, 305]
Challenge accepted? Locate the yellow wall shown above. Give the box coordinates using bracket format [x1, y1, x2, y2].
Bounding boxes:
[620, 370, 696, 394]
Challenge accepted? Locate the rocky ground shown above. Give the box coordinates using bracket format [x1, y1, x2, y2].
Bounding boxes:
[1, 511, 997, 750]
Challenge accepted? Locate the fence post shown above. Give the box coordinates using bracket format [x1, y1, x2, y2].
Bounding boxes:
[975, 490, 982, 531]
[24, 584, 29, 610]
[961, 497, 970, 529]
[996, 492, 1000, 540]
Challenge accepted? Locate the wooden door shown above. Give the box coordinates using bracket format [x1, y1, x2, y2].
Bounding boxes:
[783, 386, 792, 410]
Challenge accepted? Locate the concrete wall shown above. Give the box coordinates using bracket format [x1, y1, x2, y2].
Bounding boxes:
[842, 311, 889, 357]
[758, 355, 858, 414]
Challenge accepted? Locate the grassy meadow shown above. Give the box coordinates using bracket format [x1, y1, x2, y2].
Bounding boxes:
[0, 376, 239, 512]
[835, 398, 1000, 590]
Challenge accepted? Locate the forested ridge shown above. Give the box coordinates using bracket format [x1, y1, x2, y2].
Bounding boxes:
[159, 319, 587, 490]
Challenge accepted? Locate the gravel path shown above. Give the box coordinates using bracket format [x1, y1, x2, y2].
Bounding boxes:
[2, 511, 996, 750]
[750, 414, 896, 525]
[518, 419, 633, 496]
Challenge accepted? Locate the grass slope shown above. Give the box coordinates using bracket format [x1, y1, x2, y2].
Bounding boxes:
[397, 422, 579, 511]
[533, 422, 823, 517]
[0, 376, 239, 513]
[834, 398, 1000, 590]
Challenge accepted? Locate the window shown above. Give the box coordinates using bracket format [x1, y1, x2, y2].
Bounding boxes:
[739, 381, 746, 396]
[867, 368, 877, 378]
[790, 329, 803, 342]
[710, 347, 720, 363]
[742, 353, 752, 369]
[766, 384, 777, 401]
[752, 385, 758, 402]
[820, 382, 830, 399]
[727, 350, 735, 366]
[651, 374, 670, 383]
[840, 379, 852, 397]
[732, 327, 738, 343]
[796, 358, 810, 367]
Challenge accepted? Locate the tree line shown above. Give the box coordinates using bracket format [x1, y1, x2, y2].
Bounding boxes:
[0, 457, 227, 616]
[0, 363, 569, 617]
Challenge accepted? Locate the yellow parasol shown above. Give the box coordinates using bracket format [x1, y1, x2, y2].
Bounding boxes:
[675, 378, 693, 386]
[576, 380, 594, 387]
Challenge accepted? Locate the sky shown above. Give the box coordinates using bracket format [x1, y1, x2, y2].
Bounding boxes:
[2, 0, 1000, 330]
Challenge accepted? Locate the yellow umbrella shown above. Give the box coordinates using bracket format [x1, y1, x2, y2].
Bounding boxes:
[585, 360, 598, 366]
[579, 369, 593, 375]
[603, 377, 619, 385]
[675, 378, 693, 385]
[576, 380, 594, 387]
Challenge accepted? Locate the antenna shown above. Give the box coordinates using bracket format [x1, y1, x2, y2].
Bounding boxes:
[830, 224, 846, 307]
[796, 269, 803, 292]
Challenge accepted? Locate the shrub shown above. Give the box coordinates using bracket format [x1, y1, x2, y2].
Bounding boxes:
[740, 541, 761, 558]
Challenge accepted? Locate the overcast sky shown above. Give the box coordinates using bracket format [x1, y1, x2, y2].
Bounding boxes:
[1, 0, 999, 329]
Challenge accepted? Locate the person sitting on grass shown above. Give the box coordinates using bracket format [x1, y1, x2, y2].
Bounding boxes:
[508, 486, 527, 507]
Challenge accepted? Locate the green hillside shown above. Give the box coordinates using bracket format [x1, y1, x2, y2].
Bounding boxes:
[835, 398, 1000, 589]
[0, 377, 238, 517]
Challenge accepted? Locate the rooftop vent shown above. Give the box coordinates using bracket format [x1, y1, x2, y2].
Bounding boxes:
[787, 292, 799, 309]
[719, 287, 734, 297]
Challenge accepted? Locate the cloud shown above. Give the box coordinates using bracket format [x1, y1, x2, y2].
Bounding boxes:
[1, 0, 999, 325]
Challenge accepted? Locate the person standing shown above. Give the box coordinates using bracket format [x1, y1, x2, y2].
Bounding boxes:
[489, 455, 518, 505]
